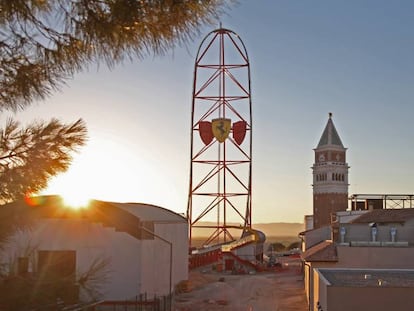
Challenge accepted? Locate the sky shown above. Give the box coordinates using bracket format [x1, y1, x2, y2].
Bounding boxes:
[4, 1, 414, 223]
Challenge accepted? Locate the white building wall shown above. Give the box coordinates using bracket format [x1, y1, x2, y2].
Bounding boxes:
[1, 219, 142, 301]
[303, 226, 331, 250]
[139, 222, 188, 296]
[1, 217, 188, 300]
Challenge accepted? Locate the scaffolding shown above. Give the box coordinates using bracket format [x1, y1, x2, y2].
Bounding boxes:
[349, 194, 414, 210]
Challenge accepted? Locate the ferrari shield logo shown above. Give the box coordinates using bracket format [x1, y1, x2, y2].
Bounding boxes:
[199, 121, 213, 145]
[212, 118, 231, 143]
[232, 120, 247, 145]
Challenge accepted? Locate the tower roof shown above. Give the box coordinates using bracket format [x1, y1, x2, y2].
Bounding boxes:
[317, 113, 344, 148]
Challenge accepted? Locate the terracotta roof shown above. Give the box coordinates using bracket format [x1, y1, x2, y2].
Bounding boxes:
[301, 240, 338, 262]
[351, 208, 414, 224]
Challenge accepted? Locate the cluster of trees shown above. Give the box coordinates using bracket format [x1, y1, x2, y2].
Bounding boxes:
[0, 0, 232, 309]
[267, 241, 301, 253]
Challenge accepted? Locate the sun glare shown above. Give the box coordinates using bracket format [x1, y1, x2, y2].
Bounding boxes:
[62, 193, 92, 209]
[40, 134, 183, 213]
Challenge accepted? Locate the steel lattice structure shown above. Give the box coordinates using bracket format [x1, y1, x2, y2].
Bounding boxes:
[187, 28, 252, 247]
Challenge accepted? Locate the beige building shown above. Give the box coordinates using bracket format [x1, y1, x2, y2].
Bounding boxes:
[314, 268, 414, 311]
[304, 115, 414, 310]
[301, 208, 414, 310]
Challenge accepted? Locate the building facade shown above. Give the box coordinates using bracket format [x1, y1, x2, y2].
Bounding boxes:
[312, 113, 349, 229]
[315, 268, 414, 311]
[0, 196, 188, 307]
[302, 208, 414, 310]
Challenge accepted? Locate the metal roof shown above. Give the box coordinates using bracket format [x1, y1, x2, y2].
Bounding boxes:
[113, 202, 186, 223]
[0, 196, 187, 241]
[318, 269, 414, 287]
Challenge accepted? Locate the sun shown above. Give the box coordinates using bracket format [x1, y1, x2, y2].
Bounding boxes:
[40, 134, 182, 212]
[43, 173, 94, 209]
[61, 192, 92, 209]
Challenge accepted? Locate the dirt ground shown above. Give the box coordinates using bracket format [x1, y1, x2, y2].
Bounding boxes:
[173, 259, 308, 311]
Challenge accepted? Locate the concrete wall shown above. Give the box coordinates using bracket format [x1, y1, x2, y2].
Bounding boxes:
[303, 226, 331, 250]
[335, 210, 367, 224]
[305, 246, 414, 309]
[340, 223, 414, 244]
[43, 219, 143, 299]
[337, 246, 414, 269]
[140, 222, 188, 296]
[306, 261, 337, 309]
[313, 268, 329, 311]
[326, 286, 414, 311]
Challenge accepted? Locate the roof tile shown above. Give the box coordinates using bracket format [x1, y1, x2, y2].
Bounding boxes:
[351, 208, 414, 224]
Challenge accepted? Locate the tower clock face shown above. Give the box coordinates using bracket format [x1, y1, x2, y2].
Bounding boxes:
[319, 154, 325, 162]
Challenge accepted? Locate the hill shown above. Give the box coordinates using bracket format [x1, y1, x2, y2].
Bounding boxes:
[253, 222, 305, 237]
[192, 222, 305, 238]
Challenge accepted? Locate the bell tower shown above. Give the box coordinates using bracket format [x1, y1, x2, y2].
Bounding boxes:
[312, 113, 349, 229]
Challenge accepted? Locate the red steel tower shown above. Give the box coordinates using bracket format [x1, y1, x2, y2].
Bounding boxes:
[187, 28, 253, 247]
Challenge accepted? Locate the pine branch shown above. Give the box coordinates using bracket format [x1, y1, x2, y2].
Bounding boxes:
[0, 0, 233, 110]
[0, 118, 87, 203]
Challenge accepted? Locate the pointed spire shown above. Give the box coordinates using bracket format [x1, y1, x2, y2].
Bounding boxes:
[317, 113, 344, 148]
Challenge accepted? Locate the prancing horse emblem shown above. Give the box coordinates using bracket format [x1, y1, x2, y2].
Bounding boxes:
[212, 118, 231, 143]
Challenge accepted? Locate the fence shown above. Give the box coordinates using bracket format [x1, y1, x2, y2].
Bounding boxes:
[95, 294, 171, 311]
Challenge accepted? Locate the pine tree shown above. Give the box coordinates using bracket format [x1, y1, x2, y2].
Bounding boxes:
[0, 118, 87, 203]
[0, 0, 230, 110]
[0, 0, 231, 202]
[0, 1, 231, 308]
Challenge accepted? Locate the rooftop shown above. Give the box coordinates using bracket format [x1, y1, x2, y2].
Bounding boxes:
[301, 240, 338, 262]
[113, 202, 186, 223]
[0, 195, 186, 240]
[351, 208, 414, 224]
[318, 269, 414, 287]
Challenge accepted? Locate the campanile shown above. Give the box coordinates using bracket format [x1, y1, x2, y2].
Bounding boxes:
[312, 113, 349, 229]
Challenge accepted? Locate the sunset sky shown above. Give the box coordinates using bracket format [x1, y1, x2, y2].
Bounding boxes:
[4, 1, 414, 223]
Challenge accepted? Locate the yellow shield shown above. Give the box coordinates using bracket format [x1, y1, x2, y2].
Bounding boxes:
[212, 118, 231, 143]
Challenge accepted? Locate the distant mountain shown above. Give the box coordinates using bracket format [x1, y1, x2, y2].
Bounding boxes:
[192, 222, 305, 238]
[253, 222, 305, 237]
